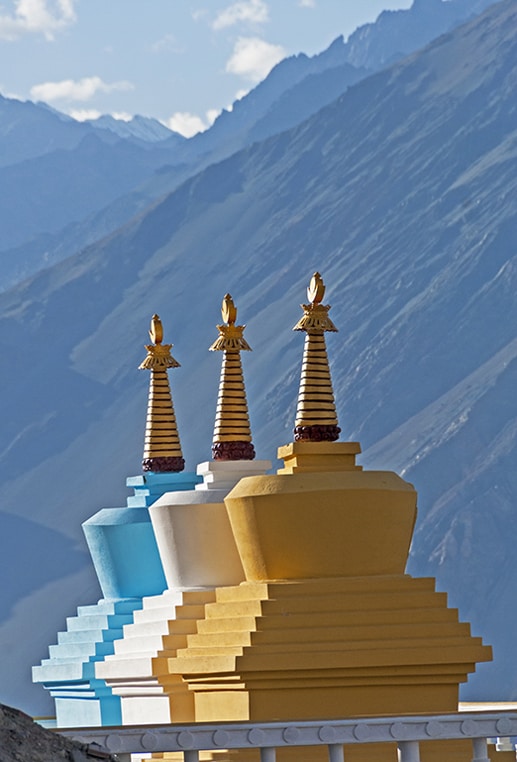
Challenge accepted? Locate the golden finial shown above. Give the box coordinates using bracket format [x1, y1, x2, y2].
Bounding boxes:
[139, 314, 180, 371]
[221, 293, 237, 326]
[307, 271, 325, 304]
[294, 272, 337, 334]
[139, 315, 184, 472]
[209, 293, 252, 352]
[149, 313, 164, 344]
[210, 294, 255, 461]
[293, 273, 340, 442]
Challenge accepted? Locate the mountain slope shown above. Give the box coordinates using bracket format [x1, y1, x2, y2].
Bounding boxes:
[0, 133, 181, 252]
[1, 0, 517, 712]
[344, 0, 496, 69]
[187, 0, 498, 158]
[0, 96, 92, 167]
[0, 0, 499, 294]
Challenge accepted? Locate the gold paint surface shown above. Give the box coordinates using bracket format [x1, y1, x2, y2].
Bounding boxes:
[292, 274, 339, 432]
[209, 296, 253, 448]
[139, 316, 183, 462]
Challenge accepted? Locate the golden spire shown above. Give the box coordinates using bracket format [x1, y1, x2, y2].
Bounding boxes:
[292, 272, 341, 442]
[139, 314, 185, 472]
[209, 294, 255, 460]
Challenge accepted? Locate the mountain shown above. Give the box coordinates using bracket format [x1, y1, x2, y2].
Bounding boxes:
[344, 0, 497, 69]
[0, 103, 192, 289]
[2, 0, 517, 713]
[183, 0, 498, 159]
[0, 0, 499, 296]
[0, 96, 92, 168]
[0, 132, 183, 252]
[87, 114, 182, 144]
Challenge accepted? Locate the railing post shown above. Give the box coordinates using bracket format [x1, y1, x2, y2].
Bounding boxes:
[184, 750, 200, 762]
[397, 740, 420, 762]
[328, 743, 344, 762]
[471, 738, 490, 762]
[260, 747, 277, 762]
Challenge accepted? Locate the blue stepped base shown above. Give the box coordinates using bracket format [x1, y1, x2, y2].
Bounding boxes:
[32, 598, 142, 727]
[33, 470, 201, 727]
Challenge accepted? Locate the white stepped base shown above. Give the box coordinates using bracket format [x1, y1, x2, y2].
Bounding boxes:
[122, 695, 172, 725]
[96, 589, 215, 723]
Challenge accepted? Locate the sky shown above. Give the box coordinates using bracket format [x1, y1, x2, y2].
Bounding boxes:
[0, 0, 413, 137]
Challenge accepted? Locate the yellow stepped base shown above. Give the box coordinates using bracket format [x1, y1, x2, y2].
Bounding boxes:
[165, 576, 491, 723]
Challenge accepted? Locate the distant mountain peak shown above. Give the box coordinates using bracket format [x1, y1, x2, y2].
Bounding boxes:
[87, 113, 184, 144]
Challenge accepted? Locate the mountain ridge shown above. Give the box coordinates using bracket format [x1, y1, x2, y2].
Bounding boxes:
[0, 0, 499, 294]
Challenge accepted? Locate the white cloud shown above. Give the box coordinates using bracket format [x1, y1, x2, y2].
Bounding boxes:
[226, 37, 285, 82]
[299, 0, 316, 7]
[192, 9, 209, 23]
[150, 33, 183, 54]
[30, 76, 134, 103]
[206, 108, 221, 126]
[71, 109, 133, 123]
[0, 0, 76, 41]
[225, 88, 250, 112]
[165, 112, 208, 138]
[111, 111, 132, 122]
[234, 88, 250, 101]
[213, 0, 268, 30]
[165, 108, 220, 138]
[69, 108, 101, 122]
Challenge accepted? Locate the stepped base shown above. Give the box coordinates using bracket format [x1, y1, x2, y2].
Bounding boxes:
[167, 576, 491, 723]
[32, 597, 143, 728]
[98, 589, 216, 724]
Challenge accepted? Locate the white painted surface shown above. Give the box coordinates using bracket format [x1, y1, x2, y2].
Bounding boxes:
[121, 695, 171, 726]
[150, 460, 271, 590]
[196, 460, 271, 490]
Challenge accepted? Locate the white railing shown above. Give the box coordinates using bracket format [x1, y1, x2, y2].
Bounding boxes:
[61, 712, 517, 761]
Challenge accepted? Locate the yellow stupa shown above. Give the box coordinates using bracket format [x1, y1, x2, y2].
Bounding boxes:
[160, 275, 494, 762]
[139, 314, 184, 472]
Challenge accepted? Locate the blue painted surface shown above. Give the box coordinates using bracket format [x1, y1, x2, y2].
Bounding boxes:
[83, 507, 166, 599]
[33, 470, 201, 727]
[83, 471, 201, 599]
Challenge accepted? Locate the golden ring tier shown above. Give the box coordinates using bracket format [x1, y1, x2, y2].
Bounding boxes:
[210, 294, 255, 461]
[139, 314, 184, 472]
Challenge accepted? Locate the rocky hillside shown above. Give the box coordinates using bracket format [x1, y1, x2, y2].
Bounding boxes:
[0, 702, 114, 762]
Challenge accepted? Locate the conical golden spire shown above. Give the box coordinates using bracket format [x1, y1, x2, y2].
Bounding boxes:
[139, 314, 185, 472]
[209, 294, 255, 460]
[293, 272, 341, 442]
